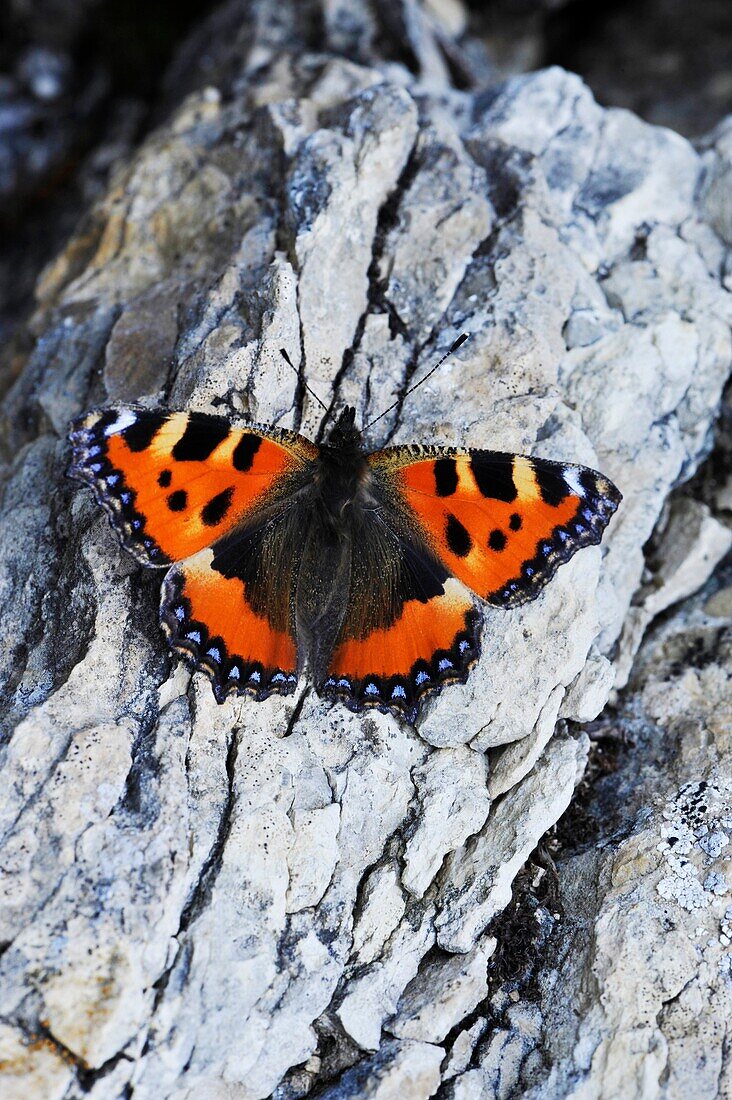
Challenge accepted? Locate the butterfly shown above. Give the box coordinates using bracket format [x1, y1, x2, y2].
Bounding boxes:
[68, 342, 621, 721]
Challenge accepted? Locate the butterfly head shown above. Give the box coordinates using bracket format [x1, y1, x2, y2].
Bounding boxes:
[326, 406, 362, 452]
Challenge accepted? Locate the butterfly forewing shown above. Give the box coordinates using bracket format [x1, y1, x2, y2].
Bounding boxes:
[69, 407, 317, 566]
[370, 447, 621, 610]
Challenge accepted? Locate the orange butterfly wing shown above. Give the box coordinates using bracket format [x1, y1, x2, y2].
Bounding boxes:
[376, 447, 621, 607]
[160, 536, 300, 703]
[70, 407, 317, 565]
[70, 407, 317, 700]
[319, 446, 620, 719]
[321, 574, 482, 717]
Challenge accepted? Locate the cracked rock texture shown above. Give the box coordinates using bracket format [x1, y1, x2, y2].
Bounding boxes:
[514, 556, 732, 1100]
[0, 1, 730, 1097]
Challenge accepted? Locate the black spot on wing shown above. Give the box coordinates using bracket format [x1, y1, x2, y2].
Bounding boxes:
[172, 416, 230, 461]
[434, 457, 458, 496]
[509, 513, 522, 531]
[122, 413, 165, 452]
[485, 469, 622, 610]
[399, 540, 448, 603]
[233, 434, 262, 472]
[211, 524, 263, 585]
[534, 461, 569, 507]
[202, 487, 234, 527]
[94, 409, 119, 434]
[446, 513, 472, 557]
[158, 469, 172, 488]
[168, 490, 187, 511]
[488, 528, 506, 551]
[470, 453, 517, 502]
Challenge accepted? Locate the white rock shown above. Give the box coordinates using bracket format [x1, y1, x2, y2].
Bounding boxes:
[522, 587, 732, 1099]
[290, 83, 419, 433]
[436, 736, 589, 953]
[286, 803, 341, 912]
[442, 1016, 489, 1080]
[402, 746, 491, 897]
[488, 684, 564, 799]
[447, 1003, 542, 1100]
[639, 499, 732, 620]
[389, 939, 495, 1042]
[350, 862, 408, 968]
[559, 649, 615, 724]
[614, 498, 732, 686]
[319, 1038, 444, 1099]
[338, 904, 436, 1050]
[0, 1021, 73, 1100]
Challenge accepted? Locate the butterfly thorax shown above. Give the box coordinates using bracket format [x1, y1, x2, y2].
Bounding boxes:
[313, 406, 372, 536]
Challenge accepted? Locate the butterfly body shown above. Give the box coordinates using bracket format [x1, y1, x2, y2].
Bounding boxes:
[293, 415, 366, 689]
[69, 400, 621, 720]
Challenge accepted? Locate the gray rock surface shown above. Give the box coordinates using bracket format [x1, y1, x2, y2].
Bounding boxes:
[0, 1, 730, 1097]
[505, 564, 732, 1100]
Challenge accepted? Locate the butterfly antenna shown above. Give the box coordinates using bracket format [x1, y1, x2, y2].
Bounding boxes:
[279, 348, 329, 413]
[363, 333, 469, 433]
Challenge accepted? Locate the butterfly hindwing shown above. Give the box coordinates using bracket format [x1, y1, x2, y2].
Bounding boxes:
[370, 447, 621, 609]
[161, 520, 301, 703]
[317, 498, 483, 719]
[69, 406, 317, 566]
[321, 577, 482, 719]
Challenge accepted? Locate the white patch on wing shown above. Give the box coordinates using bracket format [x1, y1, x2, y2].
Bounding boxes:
[562, 466, 586, 498]
[103, 410, 137, 436]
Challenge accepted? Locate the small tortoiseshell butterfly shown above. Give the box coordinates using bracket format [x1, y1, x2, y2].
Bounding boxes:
[69, 338, 621, 720]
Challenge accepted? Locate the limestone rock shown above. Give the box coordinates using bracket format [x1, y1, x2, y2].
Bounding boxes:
[481, 572, 732, 1100]
[388, 939, 495, 1042]
[0, 1, 730, 1096]
[318, 1038, 444, 1099]
[402, 746, 491, 898]
[614, 496, 732, 687]
[445, 1002, 543, 1100]
[436, 734, 589, 954]
[442, 1016, 489, 1081]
